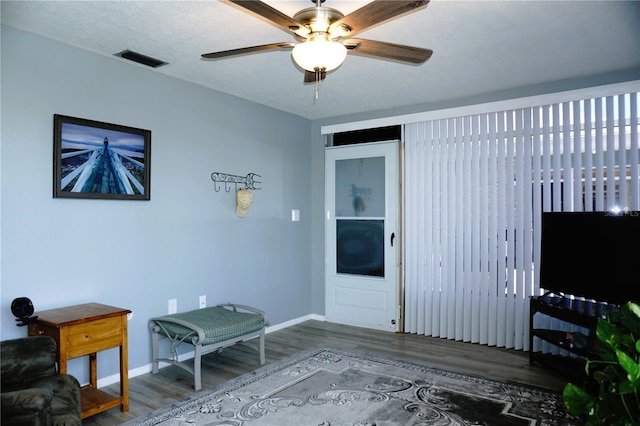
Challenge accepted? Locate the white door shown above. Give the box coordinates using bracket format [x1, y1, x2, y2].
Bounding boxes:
[325, 140, 399, 332]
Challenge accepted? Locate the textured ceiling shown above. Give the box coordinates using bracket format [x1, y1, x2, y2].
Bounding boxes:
[2, 0, 639, 120]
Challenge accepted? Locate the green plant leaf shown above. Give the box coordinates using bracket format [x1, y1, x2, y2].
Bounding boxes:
[597, 364, 626, 385]
[598, 319, 623, 350]
[563, 383, 593, 416]
[616, 349, 640, 386]
[619, 379, 636, 394]
[619, 302, 640, 336]
[619, 334, 636, 350]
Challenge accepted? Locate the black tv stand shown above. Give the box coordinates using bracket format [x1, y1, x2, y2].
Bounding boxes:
[529, 294, 612, 383]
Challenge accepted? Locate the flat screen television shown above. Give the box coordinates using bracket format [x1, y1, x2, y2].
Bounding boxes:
[539, 211, 640, 306]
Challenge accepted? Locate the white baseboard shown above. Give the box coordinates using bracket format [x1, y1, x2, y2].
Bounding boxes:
[95, 313, 326, 388]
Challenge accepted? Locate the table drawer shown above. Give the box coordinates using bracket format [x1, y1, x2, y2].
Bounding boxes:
[65, 316, 124, 358]
[28, 323, 60, 341]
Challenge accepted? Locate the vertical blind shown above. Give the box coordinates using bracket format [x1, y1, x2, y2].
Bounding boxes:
[403, 92, 639, 350]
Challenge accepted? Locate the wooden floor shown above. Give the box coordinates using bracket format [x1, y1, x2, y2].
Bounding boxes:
[83, 320, 568, 425]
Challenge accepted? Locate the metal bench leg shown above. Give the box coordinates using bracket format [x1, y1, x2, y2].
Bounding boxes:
[194, 344, 203, 391]
[151, 330, 160, 374]
[259, 329, 265, 365]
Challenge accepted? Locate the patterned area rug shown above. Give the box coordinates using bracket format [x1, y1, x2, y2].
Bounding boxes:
[124, 346, 579, 426]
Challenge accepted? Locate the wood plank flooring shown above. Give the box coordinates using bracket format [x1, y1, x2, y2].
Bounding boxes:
[82, 320, 569, 425]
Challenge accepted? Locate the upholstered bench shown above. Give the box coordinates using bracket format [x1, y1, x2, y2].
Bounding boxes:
[149, 303, 268, 391]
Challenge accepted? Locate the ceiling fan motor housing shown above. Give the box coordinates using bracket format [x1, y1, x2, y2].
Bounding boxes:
[293, 7, 346, 36]
[290, 6, 350, 72]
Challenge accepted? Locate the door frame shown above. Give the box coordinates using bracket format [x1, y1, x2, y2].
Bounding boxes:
[324, 140, 402, 332]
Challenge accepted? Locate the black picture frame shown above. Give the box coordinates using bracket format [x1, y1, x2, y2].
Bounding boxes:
[53, 114, 151, 200]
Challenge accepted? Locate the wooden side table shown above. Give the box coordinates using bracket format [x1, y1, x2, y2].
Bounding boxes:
[28, 303, 131, 419]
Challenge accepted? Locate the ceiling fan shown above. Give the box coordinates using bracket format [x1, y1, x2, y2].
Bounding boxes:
[201, 0, 433, 84]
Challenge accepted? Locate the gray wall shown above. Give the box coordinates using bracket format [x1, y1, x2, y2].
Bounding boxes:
[1, 25, 312, 381]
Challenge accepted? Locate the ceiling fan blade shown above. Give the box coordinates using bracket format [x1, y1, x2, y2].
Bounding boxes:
[227, 0, 310, 39]
[344, 38, 432, 64]
[304, 69, 327, 83]
[330, 0, 429, 37]
[202, 42, 295, 60]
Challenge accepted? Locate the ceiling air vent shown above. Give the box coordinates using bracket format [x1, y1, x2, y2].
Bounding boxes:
[114, 50, 168, 68]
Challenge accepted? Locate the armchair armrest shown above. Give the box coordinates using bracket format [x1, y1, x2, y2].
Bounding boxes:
[1, 388, 53, 415]
[1, 336, 57, 389]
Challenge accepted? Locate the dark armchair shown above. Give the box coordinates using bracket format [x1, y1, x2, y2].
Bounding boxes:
[1, 335, 82, 426]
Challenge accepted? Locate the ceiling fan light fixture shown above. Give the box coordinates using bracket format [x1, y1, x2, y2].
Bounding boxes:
[291, 36, 347, 72]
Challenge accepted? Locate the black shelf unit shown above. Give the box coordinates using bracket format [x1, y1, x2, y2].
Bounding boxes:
[529, 295, 605, 383]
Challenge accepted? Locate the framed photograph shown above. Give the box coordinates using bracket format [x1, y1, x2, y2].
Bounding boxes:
[53, 114, 151, 200]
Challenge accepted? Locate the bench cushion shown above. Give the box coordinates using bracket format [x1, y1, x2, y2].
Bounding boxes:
[155, 306, 265, 345]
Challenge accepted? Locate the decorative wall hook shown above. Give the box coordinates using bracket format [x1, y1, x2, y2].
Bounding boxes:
[211, 172, 262, 192]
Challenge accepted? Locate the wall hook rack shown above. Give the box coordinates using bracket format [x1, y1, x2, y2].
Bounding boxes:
[211, 172, 262, 192]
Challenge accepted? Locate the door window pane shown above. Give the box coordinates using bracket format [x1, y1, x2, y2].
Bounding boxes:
[335, 157, 385, 217]
[336, 219, 384, 277]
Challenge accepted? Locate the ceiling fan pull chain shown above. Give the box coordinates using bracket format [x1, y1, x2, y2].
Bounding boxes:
[314, 67, 320, 103]
[313, 67, 326, 104]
